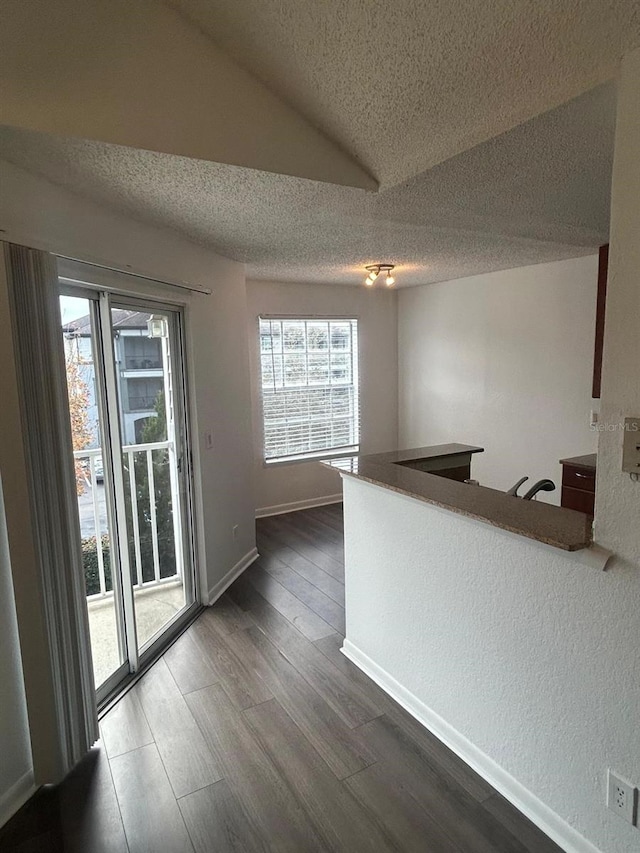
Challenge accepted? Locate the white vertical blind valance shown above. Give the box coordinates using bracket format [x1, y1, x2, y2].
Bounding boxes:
[4, 243, 98, 779]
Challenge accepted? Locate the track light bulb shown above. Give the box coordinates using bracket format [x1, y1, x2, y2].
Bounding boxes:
[363, 263, 396, 287]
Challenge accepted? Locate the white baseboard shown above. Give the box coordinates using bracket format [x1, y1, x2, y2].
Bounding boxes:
[207, 547, 259, 605]
[342, 639, 602, 853]
[255, 494, 342, 519]
[0, 770, 35, 829]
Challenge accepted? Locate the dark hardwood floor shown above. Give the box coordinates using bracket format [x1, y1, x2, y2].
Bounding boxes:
[1, 504, 563, 853]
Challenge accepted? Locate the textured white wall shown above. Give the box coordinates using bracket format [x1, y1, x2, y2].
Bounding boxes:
[343, 476, 639, 853]
[246, 279, 398, 513]
[398, 256, 599, 502]
[0, 160, 256, 595]
[344, 48, 640, 853]
[0, 160, 255, 814]
[595, 47, 640, 569]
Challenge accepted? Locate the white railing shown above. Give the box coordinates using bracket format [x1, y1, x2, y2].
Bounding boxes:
[73, 442, 182, 600]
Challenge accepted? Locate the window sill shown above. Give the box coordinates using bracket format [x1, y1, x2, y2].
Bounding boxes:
[264, 446, 359, 468]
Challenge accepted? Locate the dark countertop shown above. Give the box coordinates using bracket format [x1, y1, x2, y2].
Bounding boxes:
[559, 453, 597, 471]
[325, 444, 593, 552]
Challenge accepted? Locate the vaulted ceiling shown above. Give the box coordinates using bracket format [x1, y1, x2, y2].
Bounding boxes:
[1, 0, 639, 285]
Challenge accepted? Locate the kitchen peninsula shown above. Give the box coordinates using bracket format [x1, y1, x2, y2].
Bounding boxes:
[326, 445, 614, 853]
[326, 444, 593, 552]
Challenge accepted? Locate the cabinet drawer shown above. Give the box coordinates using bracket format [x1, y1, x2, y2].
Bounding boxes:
[561, 486, 595, 515]
[562, 465, 596, 493]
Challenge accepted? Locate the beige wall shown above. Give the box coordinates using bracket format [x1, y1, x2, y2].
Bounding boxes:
[398, 255, 599, 501]
[246, 280, 398, 514]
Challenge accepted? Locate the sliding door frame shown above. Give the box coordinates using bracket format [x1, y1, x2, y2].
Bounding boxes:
[59, 282, 201, 709]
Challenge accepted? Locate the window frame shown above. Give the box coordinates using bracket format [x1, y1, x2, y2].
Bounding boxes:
[257, 314, 360, 466]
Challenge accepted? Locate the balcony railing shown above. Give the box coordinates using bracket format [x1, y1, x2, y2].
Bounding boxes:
[74, 443, 181, 600]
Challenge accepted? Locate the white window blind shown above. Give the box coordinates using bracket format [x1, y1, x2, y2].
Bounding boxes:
[259, 317, 360, 463]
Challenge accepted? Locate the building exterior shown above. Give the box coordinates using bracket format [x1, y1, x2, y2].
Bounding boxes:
[62, 310, 163, 446]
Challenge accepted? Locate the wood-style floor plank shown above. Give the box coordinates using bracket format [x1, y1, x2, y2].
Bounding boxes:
[346, 761, 465, 853]
[163, 629, 220, 695]
[110, 744, 193, 853]
[100, 688, 153, 759]
[243, 698, 396, 853]
[257, 529, 345, 605]
[249, 600, 381, 728]
[186, 683, 326, 853]
[198, 592, 255, 635]
[243, 563, 335, 640]
[134, 659, 222, 799]
[253, 551, 346, 633]
[278, 508, 345, 548]
[260, 517, 344, 578]
[482, 794, 565, 853]
[178, 780, 263, 853]
[230, 624, 377, 779]
[361, 715, 536, 853]
[189, 615, 273, 710]
[273, 513, 346, 564]
[313, 632, 495, 803]
[6, 504, 562, 853]
[225, 570, 266, 611]
[58, 745, 129, 853]
[307, 504, 344, 533]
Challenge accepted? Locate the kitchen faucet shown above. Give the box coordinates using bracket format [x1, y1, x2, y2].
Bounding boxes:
[522, 479, 556, 500]
[506, 477, 556, 500]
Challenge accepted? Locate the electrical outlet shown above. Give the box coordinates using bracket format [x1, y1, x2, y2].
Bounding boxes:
[607, 770, 638, 825]
[232, 524, 239, 541]
[204, 429, 213, 450]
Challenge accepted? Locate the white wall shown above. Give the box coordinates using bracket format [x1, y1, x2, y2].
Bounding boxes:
[0, 159, 255, 815]
[246, 279, 398, 514]
[595, 46, 640, 569]
[342, 476, 639, 853]
[399, 256, 599, 502]
[342, 48, 640, 853]
[0, 159, 256, 595]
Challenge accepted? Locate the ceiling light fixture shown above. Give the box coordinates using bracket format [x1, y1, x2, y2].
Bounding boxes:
[364, 264, 396, 287]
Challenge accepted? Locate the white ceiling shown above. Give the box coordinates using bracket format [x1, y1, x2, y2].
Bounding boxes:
[1, 0, 637, 286]
[0, 83, 615, 285]
[165, 0, 639, 187]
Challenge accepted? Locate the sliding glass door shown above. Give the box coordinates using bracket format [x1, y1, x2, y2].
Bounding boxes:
[59, 288, 197, 703]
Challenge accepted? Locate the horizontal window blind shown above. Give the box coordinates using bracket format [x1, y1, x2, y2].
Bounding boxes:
[259, 318, 360, 463]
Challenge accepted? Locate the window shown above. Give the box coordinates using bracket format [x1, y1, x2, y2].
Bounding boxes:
[125, 377, 163, 412]
[259, 317, 359, 463]
[122, 336, 163, 370]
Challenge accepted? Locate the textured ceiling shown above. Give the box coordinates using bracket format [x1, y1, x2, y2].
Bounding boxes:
[165, 0, 639, 187]
[0, 84, 615, 286]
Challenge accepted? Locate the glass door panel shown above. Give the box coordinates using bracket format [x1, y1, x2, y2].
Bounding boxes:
[109, 305, 191, 653]
[59, 282, 197, 704]
[60, 295, 125, 690]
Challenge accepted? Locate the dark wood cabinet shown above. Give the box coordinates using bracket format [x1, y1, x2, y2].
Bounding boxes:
[559, 454, 597, 516]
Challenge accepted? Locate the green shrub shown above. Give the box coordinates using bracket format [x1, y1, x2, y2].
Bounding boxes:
[82, 534, 112, 596]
